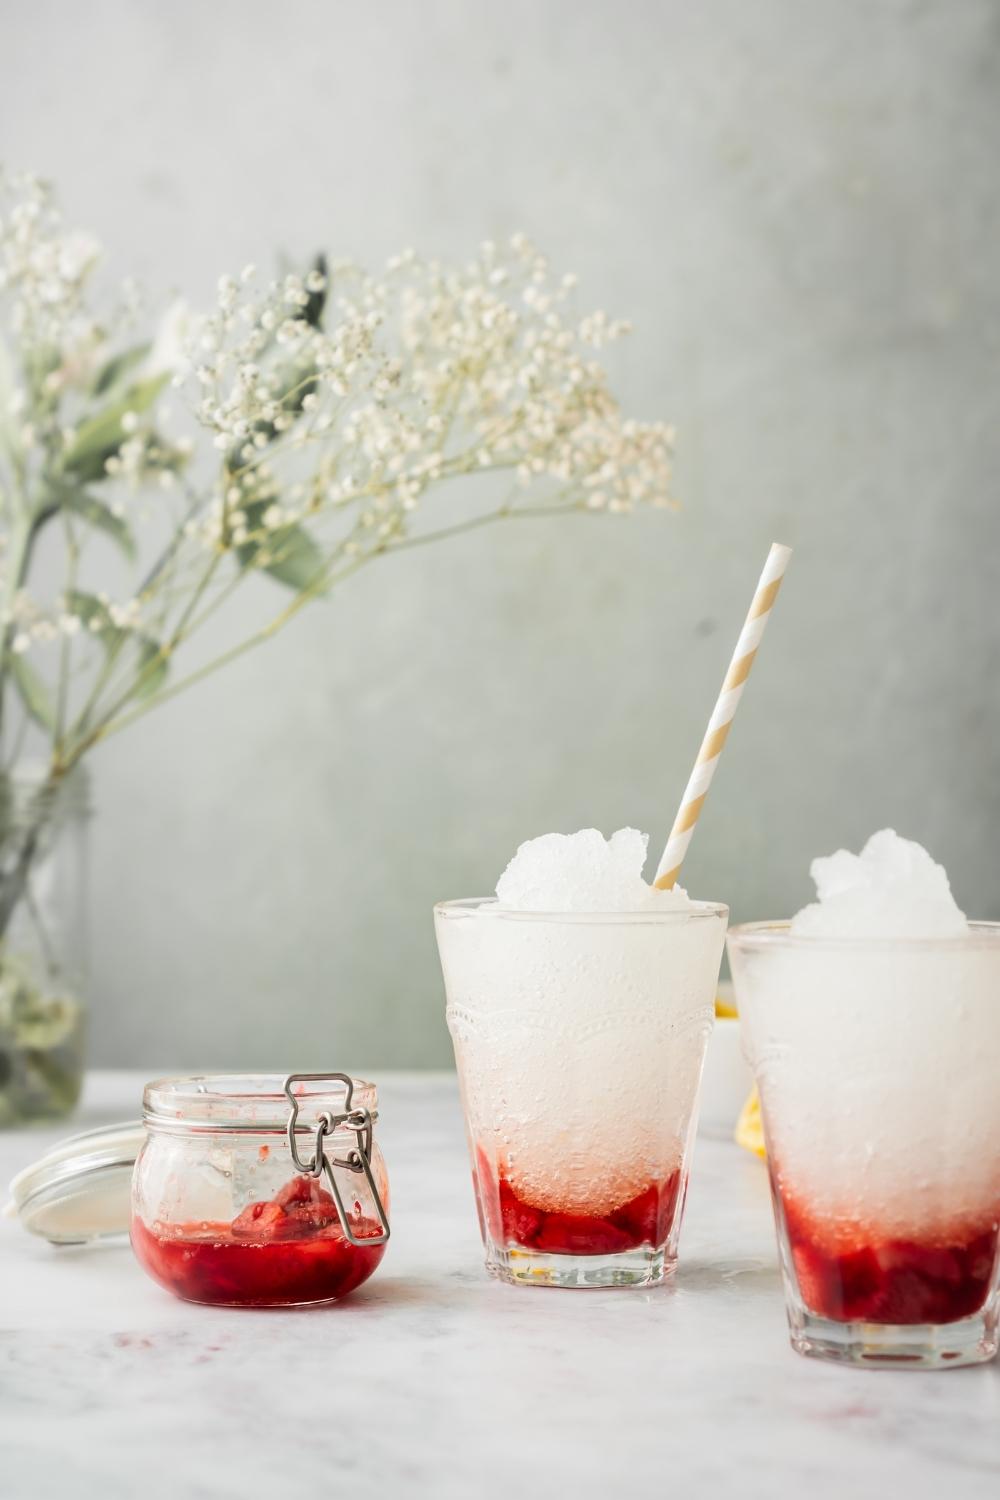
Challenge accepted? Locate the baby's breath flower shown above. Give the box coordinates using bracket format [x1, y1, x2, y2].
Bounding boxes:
[0, 167, 674, 775]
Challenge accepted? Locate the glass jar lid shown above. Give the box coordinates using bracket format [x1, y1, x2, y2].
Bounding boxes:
[6, 1120, 142, 1244]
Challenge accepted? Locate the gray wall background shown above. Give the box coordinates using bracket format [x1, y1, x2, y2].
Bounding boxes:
[3, 0, 998, 1069]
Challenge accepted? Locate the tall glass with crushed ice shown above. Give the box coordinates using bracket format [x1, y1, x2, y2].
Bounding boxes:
[435, 830, 728, 1287]
[729, 831, 1000, 1368]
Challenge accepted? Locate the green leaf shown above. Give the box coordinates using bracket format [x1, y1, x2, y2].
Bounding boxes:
[91, 343, 152, 398]
[60, 374, 169, 483]
[41, 484, 135, 561]
[141, 431, 190, 477]
[302, 253, 328, 330]
[227, 364, 318, 470]
[9, 654, 56, 733]
[64, 493, 135, 560]
[235, 501, 328, 593]
[280, 363, 319, 418]
[131, 638, 169, 700]
[68, 589, 117, 641]
[68, 590, 169, 702]
[132, 636, 169, 699]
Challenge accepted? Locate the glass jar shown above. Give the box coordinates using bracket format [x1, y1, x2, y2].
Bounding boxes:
[0, 765, 90, 1127]
[131, 1073, 390, 1307]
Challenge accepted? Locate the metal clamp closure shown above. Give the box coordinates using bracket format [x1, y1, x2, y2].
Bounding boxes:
[283, 1072, 390, 1247]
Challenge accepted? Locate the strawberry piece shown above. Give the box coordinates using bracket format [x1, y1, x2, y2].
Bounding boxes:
[274, 1174, 336, 1210]
[479, 1157, 689, 1255]
[783, 1190, 1000, 1325]
[534, 1213, 633, 1256]
[474, 1148, 504, 1242]
[498, 1177, 545, 1247]
[610, 1174, 681, 1247]
[231, 1201, 287, 1239]
[827, 1244, 882, 1321]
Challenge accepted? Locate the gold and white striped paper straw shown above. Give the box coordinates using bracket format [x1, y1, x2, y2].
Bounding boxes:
[654, 541, 792, 889]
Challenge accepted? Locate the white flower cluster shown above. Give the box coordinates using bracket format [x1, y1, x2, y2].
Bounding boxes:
[180, 234, 673, 563]
[0, 171, 173, 485]
[0, 587, 137, 654]
[0, 173, 101, 349]
[0, 168, 676, 764]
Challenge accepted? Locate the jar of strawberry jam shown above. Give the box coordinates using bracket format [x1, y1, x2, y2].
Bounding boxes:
[131, 1073, 390, 1307]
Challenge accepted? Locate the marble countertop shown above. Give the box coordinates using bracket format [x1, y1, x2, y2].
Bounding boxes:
[2, 1071, 998, 1500]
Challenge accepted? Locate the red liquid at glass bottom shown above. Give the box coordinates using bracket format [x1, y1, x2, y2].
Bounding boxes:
[476, 1149, 682, 1255]
[781, 1193, 1000, 1325]
[131, 1174, 386, 1307]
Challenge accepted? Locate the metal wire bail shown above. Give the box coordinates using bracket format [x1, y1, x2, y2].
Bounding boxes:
[283, 1072, 390, 1247]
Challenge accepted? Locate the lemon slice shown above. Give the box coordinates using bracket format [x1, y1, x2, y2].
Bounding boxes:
[735, 1086, 766, 1159]
[715, 995, 739, 1020]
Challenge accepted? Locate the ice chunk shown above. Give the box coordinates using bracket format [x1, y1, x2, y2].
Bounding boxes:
[791, 829, 968, 938]
[494, 827, 692, 913]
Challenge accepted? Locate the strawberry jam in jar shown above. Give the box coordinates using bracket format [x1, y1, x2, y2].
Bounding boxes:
[131, 1073, 390, 1307]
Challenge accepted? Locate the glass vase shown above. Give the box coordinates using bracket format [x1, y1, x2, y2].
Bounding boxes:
[0, 765, 90, 1127]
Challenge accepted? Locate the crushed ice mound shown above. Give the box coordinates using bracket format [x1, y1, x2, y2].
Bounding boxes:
[494, 827, 692, 913]
[791, 829, 968, 938]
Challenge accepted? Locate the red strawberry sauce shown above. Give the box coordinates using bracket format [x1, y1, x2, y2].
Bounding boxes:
[131, 1174, 386, 1307]
[475, 1148, 682, 1255]
[780, 1192, 1000, 1325]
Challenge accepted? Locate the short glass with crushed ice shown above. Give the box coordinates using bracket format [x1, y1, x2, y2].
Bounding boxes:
[435, 832, 727, 1287]
[728, 832, 1000, 1368]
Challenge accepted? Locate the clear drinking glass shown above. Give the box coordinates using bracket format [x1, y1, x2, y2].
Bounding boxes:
[435, 899, 728, 1288]
[728, 922, 1000, 1368]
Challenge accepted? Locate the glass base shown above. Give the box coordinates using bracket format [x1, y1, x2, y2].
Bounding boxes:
[487, 1243, 671, 1289]
[787, 1304, 999, 1369]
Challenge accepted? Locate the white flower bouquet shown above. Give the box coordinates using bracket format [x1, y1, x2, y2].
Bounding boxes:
[0, 168, 675, 1121]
